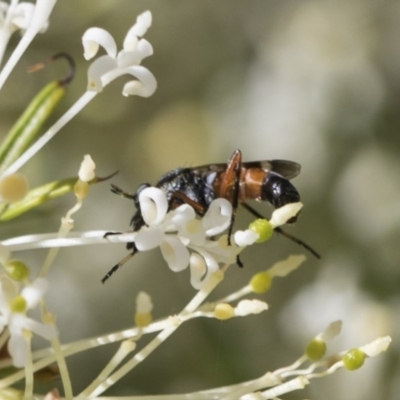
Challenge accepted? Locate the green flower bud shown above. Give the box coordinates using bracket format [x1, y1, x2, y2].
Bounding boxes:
[248, 219, 273, 243]
[342, 348, 365, 371]
[305, 339, 327, 361]
[9, 296, 27, 313]
[5, 259, 29, 281]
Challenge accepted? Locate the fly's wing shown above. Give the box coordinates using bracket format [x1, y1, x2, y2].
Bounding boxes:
[189, 158, 301, 179]
[187, 162, 228, 173]
[242, 160, 301, 180]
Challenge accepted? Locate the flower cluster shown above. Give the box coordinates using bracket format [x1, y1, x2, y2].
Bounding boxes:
[121, 186, 302, 289]
[0, 4, 392, 399]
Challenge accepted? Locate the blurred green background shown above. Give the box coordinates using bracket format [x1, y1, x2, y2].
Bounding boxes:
[1, 0, 400, 398]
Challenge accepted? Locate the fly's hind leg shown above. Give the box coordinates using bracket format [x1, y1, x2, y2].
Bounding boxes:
[218, 150, 242, 245]
[102, 247, 138, 284]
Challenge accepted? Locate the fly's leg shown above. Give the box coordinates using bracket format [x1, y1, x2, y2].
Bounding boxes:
[241, 202, 320, 259]
[102, 247, 138, 283]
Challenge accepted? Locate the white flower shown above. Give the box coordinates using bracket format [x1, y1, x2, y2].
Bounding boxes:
[0, 276, 57, 367]
[82, 10, 156, 97]
[132, 187, 236, 289]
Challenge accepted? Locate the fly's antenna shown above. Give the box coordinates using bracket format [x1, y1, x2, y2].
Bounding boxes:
[241, 202, 320, 259]
[102, 249, 137, 283]
[274, 226, 321, 259]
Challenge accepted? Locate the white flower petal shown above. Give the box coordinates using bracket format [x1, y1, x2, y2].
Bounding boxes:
[269, 202, 303, 228]
[139, 187, 168, 226]
[235, 299, 268, 316]
[189, 249, 219, 289]
[117, 49, 140, 67]
[360, 336, 392, 357]
[117, 40, 153, 68]
[179, 219, 206, 246]
[87, 55, 118, 92]
[135, 227, 163, 251]
[268, 254, 306, 278]
[8, 332, 28, 368]
[121, 66, 157, 97]
[123, 10, 152, 49]
[160, 236, 190, 272]
[136, 38, 154, 59]
[82, 27, 117, 60]
[166, 204, 196, 230]
[8, 313, 25, 334]
[78, 155, 96, 182]
[202, 198, 232, 236]
[319, 320, 342, 343]
[234, 229, 259, 247]
[21, 278, 48, 309]
[136, 291, 153, 313]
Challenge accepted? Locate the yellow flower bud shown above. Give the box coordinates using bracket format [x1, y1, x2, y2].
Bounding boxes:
[305, 339, 326, 361]
[0, 173, 29, 203]
[214, 303, 234, 320]
[250, 271, 272, 294]
[248, 219, 273, 243]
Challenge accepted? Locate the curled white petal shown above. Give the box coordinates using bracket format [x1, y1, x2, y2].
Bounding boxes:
[121, 66, 157, 97]
[139, 187, 168, 226]
[135, 227, 163, 251]
[202, 198, 232, 236]
[167, 204, 196, 230]
[82, 27, 117, 60]
[234, 229, 259, 247]
[360, 336, 392, 357]
[117, 39, 154, 68]
[269, 202, 303, 228]
[87, 55, 118, 92]
[235, 299, 268, 316]
[189, 249, 219, 289]
[78, 155, 96, 182]
[160, 236, 190, 272]
[123, 10, 152, 50]
[136, 39, 154, 59]
[136, 291, 153, 313]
